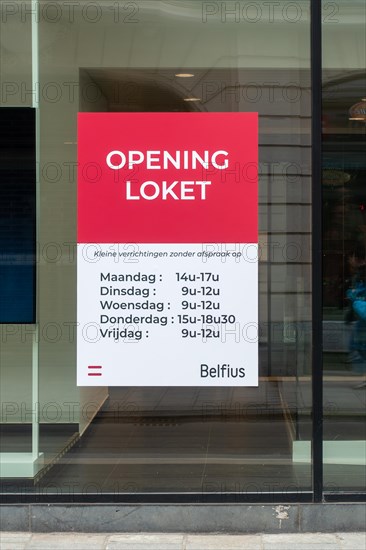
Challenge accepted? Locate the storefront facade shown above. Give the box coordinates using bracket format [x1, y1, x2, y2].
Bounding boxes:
[0, 0, 365, 524]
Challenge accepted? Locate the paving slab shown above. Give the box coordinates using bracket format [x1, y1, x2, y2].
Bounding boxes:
[185, 534, 261, 549]
[262, 544, 341, 550]
[336, 532, 366, 549]
[0, 533, 32, 542]
[0, 545, 29, 550]
[106, 533, 184, 550]
[26, 533, 108, 549]
[0, 532, 32, 550]
[262, 533, 340, 550]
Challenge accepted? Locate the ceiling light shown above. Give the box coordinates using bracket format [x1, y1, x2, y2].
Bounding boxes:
[348, 101, 366, 121]
[184, 97, 201, 102]
[175, 73, 194, 78]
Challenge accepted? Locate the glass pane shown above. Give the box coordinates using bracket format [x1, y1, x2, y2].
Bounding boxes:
[1, 0, 312, 497]
[0, 3, 38, 484]
[322, 0, 366, 493]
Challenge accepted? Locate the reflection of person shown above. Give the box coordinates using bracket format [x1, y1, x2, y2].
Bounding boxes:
[346, 260, 366, 388]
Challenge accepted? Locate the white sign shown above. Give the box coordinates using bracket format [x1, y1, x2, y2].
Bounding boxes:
[77, 113, 258, 386]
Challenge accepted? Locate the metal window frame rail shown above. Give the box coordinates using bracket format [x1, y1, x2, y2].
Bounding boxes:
[311, 0, 323, 505]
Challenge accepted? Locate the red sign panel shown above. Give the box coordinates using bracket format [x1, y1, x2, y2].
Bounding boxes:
[77, 112, 258, 244]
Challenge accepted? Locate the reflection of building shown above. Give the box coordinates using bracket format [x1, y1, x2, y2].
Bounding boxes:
[323, 74, 366, 311]
[0, 0, 365, 532]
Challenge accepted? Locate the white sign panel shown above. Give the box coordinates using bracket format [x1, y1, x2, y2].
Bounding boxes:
[77, 113, 258, 386]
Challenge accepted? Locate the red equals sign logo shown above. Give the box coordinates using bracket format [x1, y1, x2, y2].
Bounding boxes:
[88, 365, 102, 376]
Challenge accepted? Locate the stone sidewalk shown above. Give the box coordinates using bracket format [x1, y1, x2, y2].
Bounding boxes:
[0, 532, 365, 550]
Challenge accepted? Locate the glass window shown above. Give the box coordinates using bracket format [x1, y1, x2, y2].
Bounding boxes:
[0, 1, 313, 498]
[322, 0, 366, 494]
